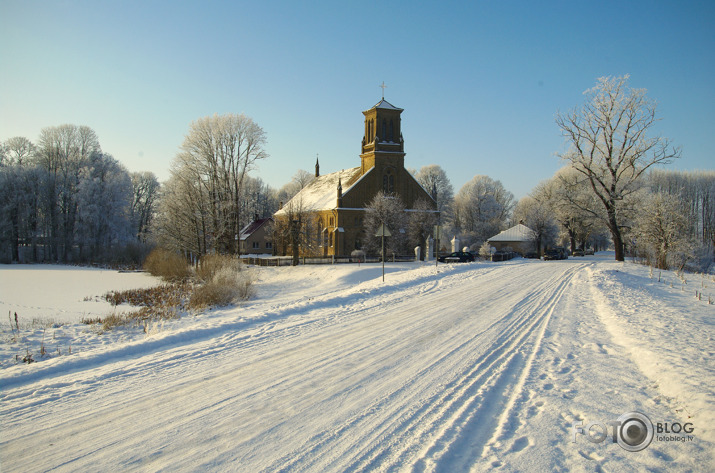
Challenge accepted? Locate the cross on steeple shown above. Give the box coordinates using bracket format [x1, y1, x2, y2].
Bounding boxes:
[380, 81, 387, 99]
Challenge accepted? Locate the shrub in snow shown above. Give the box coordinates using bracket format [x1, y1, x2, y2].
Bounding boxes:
[479, 241, 493, 260]
[143, 248, 191, 282]
[195, 254, 243, 283]
[190, 268, 254, 309]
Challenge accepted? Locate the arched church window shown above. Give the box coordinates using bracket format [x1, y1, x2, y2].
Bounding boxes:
[389, 120, 394, 141]
[383, 169, 395, 193]
[382, 119, 387, 141]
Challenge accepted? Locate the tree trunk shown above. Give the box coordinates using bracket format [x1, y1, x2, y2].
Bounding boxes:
[610, 225, 625, 261]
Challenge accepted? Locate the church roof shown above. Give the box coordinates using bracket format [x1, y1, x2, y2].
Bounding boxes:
[274, 167, 363, 216]
[365, 99, 403, 112]
[487, 224, 535, 242]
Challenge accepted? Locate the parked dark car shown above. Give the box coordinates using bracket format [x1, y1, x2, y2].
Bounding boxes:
[572, 249, 585, 257]
[584, 248, 595, 255]
[439, 251, 475, 263]
[543, 248, 568, 260]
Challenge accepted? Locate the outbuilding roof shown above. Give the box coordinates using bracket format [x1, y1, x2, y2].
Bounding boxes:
[487, 224, 535, 242]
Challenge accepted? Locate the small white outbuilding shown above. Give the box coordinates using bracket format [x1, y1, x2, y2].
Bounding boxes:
[486, 224, 536, 255]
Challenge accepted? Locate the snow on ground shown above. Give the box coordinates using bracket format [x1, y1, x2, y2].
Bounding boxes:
[0, 255, 713, 472]
[0, 264, 160, 324]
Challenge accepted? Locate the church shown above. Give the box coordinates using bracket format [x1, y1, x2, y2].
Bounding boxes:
[274, 97, 437, 257]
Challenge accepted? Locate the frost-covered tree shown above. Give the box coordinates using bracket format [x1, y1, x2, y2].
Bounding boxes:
[630, 193, 692, 270]
[556, 75, 681, 261]
[34, 124, 101, 261]
[413, 164, 454, 223]
[364, 191, 409, 257]
[647, 169, 715, 249]
[453, 175, 514, 245]
[76, 152, 133, 260]
[0, 164, 47, 262]
[130, 172, 160, 243]
[511, 195, 557, 257]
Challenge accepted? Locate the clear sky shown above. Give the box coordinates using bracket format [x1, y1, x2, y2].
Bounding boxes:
[1, 1, 713, 199]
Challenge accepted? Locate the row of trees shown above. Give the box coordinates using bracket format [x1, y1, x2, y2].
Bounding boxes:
[0, 128, 159, 264]
[2, 76, 710, 272]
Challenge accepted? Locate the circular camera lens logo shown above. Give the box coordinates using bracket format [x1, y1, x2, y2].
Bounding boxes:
[617, 412, 654, 452]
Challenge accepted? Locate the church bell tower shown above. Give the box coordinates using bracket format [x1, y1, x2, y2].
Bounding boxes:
[360, 97, 405, 176]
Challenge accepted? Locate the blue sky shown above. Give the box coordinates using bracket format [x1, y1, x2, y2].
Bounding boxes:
[1, 1, 713, 199]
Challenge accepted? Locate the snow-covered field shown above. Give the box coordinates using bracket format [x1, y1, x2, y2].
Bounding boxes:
[1, 255, 713, 472]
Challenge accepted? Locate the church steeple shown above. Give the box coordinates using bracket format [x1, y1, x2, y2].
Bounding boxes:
[315, 154, 320, 177]
[360, 97, 405, 175]
[337, 176, 343, 208]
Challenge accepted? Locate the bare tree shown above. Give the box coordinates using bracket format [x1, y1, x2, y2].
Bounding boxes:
[169, 113, 268, 254]
[1, 137, 36, 166]
[556, 75, 681, 261]
[276, 169, 314, 205]
[272, 195, 321, 263]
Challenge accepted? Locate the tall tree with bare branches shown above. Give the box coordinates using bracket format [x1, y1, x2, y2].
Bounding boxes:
[556, 75, 681, 261]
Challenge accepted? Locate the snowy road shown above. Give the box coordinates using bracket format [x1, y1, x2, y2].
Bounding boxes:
[1, 259, 713, 472]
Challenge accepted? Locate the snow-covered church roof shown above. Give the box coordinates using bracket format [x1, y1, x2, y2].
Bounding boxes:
[274, 167, 363, 217]
[487, 224, 535, 242]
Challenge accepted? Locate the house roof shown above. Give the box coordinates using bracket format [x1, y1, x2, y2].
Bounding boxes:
[487, 224, 535, 242]
[239, 217, 272, 240]
[274, 167, 363, 217]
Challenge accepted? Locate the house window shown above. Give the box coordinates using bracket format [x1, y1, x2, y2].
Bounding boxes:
[252, 241, 260, 249]
[265, 242, 272, 249]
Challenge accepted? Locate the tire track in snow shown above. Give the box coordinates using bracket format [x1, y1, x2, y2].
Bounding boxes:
[0, 261, 583, 473]
[261, 263, 585, 472]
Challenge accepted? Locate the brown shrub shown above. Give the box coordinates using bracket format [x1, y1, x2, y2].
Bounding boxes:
[195, 254, 243, 282]
[143, 248, 191, 282]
